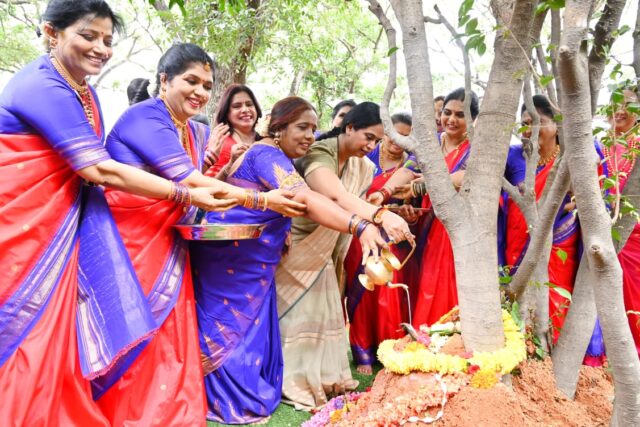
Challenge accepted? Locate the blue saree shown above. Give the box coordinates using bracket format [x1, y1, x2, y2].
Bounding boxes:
[191, 143, 306, 424]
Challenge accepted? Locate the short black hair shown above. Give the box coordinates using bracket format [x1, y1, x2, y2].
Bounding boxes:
[43, 0, 123, 34]
[154, 43, 215, 96]
[443, 87, 479, 119]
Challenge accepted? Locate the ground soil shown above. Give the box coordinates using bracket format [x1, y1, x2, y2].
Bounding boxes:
[338, 356, 613, 426]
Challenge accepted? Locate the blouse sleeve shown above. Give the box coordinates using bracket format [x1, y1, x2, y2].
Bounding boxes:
[504, 144, 526, 186]
[107, 101, 196, 181]
[3, 61, 110, 171]
[402, 154, 420, 172]
[295, 139, 338, 178]
[249, 146, 307, 193]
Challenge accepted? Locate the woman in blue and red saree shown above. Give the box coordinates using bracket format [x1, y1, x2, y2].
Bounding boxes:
[96, 45, 306, 426]
[0, 2, 235, 426]
[191, 96, 388, 424]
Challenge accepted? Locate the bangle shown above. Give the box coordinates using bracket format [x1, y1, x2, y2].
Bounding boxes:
[168, 182, 191, 206]
[355, 219, 371, 238]
[412, 181, 426, 197]
[261, 193, 269, 211]
[371, 207, 388, 225]
[378, 187, 392, 203]
[243, 189, 258, 208]
[348, 214, 359, 235]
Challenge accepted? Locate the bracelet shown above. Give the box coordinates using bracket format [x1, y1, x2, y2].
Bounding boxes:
[412, 181, 427, 197]
[168, 182, 192, 206]
[355, 219, 372, 238]
[260, 193, 269, 211]
[378, 187, 392, 203]
[348, 214, 359, 235]
[371, 207, 388, 225]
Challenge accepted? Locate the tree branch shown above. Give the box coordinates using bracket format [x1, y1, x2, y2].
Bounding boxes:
[634, 0, 640, 79]
[614, 156, 640, 252]
[434, 4, 474, 142]
[366, 0, 416, 152]
[508, 159, 571, 298]
[588, 0, 626, 114]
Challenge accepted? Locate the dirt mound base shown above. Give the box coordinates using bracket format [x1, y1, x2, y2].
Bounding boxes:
[341, 358, 613, 426]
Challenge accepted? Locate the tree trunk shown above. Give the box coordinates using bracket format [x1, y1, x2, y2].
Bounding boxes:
[559, 1, 640, 423]
[634, 0, 640, 80]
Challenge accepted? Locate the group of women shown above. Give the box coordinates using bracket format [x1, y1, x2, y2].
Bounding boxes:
[1, 0, 639, 426]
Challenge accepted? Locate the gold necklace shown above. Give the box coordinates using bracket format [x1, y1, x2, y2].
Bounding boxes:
[161, 96, 193, 162]
[441, 133, 465, 155]
[50, 54, 96, 129]
[537, 144, 560, 167]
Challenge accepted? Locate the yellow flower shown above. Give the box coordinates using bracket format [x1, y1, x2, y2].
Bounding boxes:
[378, 309, 527, 376]
[470, 369, 499, 389]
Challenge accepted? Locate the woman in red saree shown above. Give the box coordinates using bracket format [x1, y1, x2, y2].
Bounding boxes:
[0, 3, 232, 425]
[206, 84, 261, 176]
[411, 88, 478, 328]
[606, 88, 640, 359]
[344, 113, 419, 374]
[502, 95, 580, 344]
[97, 44, 305, 426]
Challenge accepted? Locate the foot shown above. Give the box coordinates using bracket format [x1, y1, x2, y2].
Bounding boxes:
[356, 364, 373, 375]
[249, 416, 271, 425]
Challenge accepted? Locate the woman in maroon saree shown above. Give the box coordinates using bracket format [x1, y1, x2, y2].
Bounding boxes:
[343, 113, 418, 374]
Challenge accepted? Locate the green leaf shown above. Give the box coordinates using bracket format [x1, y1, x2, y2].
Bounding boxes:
[387, 47, 399, 57]
[510, 302, 524, 328]
[499, 275, 513, 284]
[553, 114, 564, 122]
[539, 75, 554, 87]
[548, 283, 572, 301]
[612, 227, 622, 242]
[465, 18, 478, 34]
[555, 248, 568, 264]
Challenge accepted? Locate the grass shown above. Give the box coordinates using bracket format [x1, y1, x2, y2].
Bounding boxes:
[207, 350, 382, 427]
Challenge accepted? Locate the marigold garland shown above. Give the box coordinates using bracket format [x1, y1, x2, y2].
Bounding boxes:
[377, 310, 526, 376]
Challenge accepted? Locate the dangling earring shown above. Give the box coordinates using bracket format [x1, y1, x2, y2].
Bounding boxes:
[273, 132, 281, 148]
[49, 37, 58, 50]
[160, 86, 166, 100]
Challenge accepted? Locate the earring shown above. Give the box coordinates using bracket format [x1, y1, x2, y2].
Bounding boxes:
[49, 37, 58, 50]
[159, 87, 166, 100]
[273, 132, 281, 147]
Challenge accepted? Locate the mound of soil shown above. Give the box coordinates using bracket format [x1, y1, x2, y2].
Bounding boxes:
[339, 358, 613, 426]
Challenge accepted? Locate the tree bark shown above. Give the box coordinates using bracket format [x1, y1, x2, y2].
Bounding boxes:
[587, 0, 626, 114]
[559, 1, 640, 423]
[634, 0, 640, 80]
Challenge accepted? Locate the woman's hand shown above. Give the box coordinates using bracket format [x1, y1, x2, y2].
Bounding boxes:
[380, 210, 414, 244]
[396, 204, 422, 224]
[266, 189, 307, 217]
[393, 175, 424, 200]
[366, 191, 385, 206]
[205, 123, 230, 166]
[189, 187, 237, 211]
[359, 224, 388, 265]
[229, 142, 250, 164]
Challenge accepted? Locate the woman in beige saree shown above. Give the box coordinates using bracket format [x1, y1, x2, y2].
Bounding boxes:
[276, 102, 413, 410]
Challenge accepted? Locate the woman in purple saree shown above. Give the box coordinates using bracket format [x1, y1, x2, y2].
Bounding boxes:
[191, 96, 387, 424]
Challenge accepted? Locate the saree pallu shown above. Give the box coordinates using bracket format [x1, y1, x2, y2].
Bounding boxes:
[276, 154, 374, 410]
[503, 159, 579, 344]
[412, 141, 470, 328]
[98, 121, 209, 426]
[0, 134, 155, 426]
[607, 144, 640, 359]
[343, 153, 409, 367]
[192, 144, 305, 424]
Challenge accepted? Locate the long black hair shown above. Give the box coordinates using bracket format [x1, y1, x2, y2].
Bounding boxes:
[154, 43, 215, 96]
[127, 78, 150, 105]
[43, 0, 123, 33]
[317, 101, 381, 141]
[214, 84, 262, 133]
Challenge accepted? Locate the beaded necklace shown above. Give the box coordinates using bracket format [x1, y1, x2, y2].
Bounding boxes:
[160, 96, 193, 162]
[50, 54, 95, 129]
[378, 142, 406, 178]
[603, 137, 638, 178]
[537, 144, 560, 167]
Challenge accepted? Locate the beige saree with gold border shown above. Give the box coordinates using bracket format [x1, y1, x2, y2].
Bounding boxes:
[276, 143, 374, 410]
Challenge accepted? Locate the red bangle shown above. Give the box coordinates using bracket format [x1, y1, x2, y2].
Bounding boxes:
[378, 187, 392, 202]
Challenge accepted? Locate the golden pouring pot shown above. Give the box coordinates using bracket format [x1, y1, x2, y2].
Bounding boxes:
[358, 240, 416, 291]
